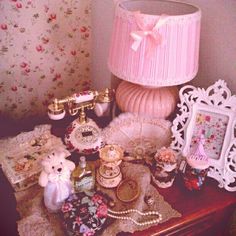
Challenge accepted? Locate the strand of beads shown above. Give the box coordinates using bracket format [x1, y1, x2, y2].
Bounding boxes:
[107, 209, 162, 226]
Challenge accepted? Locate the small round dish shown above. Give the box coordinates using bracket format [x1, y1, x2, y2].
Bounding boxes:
[116, 179, 140, 203]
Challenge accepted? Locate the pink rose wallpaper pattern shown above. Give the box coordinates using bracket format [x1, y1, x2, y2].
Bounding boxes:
[0, 0, 91, 119]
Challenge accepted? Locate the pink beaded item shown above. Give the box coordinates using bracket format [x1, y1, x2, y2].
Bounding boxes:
[108, 0, 201, 87]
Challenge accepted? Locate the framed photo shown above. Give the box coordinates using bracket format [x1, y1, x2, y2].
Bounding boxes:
[171, 80, 236, 191]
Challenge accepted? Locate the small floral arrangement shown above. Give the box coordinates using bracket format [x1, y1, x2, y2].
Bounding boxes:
[151, 147, 178, 188]
[154, 147, 177, 165]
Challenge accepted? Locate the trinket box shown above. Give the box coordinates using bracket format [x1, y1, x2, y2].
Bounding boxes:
[60, 192, 108, 236]
[116, 179, 140, 203]
[96, 144, 123, 188]
[0, 125, 69, 191]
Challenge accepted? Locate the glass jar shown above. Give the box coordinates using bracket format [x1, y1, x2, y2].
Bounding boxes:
[151, 147, 177, 188]
[183, 162, 209, 191]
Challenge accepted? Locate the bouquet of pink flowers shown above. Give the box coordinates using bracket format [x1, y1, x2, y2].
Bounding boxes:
[154, 147, 177, 165]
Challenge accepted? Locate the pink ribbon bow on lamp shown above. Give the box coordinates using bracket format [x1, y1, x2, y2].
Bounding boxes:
[130, 12, 169, 56]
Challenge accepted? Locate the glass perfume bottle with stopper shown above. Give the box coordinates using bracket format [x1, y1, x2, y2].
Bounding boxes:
[72, 156, 95, 193]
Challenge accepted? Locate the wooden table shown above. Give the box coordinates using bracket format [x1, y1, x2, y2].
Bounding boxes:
[134, 176, 236, 236]
[0, 116, 235, 236]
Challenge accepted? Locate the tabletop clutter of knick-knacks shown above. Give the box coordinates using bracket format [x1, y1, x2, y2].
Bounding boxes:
[4, 0, 236, 235]
[33, 118, 210, 236]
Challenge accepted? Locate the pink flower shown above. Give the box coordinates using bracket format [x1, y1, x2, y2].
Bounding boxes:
[205, 116, 211, 122]
[25, 68, 30, 73]
[16, 3, 22, 8]
[61, 202, 73, 213]
[36, 45, 44, 52]
[66, 124, 75, 134]
[1, 24, 7, 30]
[92, 194, 103, 203]
[79, 207, 88, 214]
[52, 73, 61, 81]
[48, 13, 56, 22]
[42, 37, 49, 44]
[154, 147, 177, 164]
[11, 86, 17, 92]
[75, 216, 82, 225]
[184, 176, 200, 191]
[84, 230, 95, 236]
[80, 26, 87, 32]
[66, 140, 75, 151]
[20, 62, 27, 68]
[96, 203, 108, 218]
[71, 50, 76, 56]
[50, 67, 54, 73]
[44, 5, 49, 13]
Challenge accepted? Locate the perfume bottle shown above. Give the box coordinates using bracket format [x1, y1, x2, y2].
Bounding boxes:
[72, 156, 95, 193]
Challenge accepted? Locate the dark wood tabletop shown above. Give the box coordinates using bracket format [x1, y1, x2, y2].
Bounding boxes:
[134, 175, 236, 236]
[0, 115, 235, 236]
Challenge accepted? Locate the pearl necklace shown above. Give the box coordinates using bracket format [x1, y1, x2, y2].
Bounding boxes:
[107, 208, 162, 226]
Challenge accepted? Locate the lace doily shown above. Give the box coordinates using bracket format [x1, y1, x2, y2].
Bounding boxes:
[16, 162, 181, 236]
[102, 113, 172, 159]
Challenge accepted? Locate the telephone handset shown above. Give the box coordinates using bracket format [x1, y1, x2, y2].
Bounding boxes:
[47, 88, 114, 154]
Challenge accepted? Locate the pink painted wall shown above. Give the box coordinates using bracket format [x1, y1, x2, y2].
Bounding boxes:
[91, 0, 236, 93]
[180, 0, 236, 93]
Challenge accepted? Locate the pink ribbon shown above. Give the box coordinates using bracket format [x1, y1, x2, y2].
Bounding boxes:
[130, 12, 169, 56]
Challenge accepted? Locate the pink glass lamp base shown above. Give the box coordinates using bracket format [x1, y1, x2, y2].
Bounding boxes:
[116, 81, 179, 119]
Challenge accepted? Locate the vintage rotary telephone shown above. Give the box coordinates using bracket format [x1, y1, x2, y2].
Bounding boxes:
[48, 88, 114, 154]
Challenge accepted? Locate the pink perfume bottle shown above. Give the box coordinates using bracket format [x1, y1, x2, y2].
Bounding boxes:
[183, 135, 209, 191]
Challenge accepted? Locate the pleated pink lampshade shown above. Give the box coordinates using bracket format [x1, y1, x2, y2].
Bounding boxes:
[108, 0, 201, 87]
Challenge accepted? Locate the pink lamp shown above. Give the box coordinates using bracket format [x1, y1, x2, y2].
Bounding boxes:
[108, 0, 201, 118]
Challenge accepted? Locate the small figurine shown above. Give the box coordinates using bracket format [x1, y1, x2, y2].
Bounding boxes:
[183, 135, 209, 191]
[38, 150, 75, 212]
[151, 147, 177, 188]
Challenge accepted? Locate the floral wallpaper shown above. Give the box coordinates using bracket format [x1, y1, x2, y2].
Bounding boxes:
[0, 0, 91, 119]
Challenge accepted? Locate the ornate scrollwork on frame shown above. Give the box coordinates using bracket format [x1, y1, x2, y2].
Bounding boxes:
[171, 80, 236, 191]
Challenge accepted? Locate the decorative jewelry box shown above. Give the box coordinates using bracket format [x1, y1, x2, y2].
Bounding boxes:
[0, 124, 70, 191]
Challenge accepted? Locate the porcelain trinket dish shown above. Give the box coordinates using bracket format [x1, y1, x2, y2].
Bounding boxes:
[96, 144, 124, 188]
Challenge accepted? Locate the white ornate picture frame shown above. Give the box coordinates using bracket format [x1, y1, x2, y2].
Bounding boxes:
[171, 80, 236, 191]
